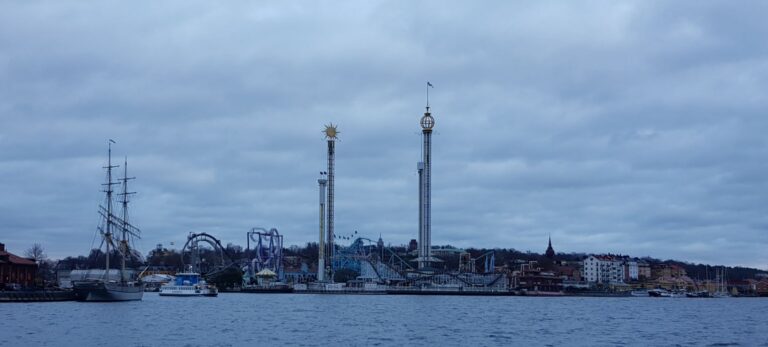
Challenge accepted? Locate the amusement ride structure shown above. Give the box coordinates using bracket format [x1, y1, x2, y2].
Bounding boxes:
[323, 124, 337, 280]
[179, 228, 286, 285]
[181, 232, 236, 277]
[244, 227, 284, 283]
[415, 84, 441, 270]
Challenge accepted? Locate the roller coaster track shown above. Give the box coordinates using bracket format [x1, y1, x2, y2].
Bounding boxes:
[181, 232, 238, 278]
[335, 237, 503, 287]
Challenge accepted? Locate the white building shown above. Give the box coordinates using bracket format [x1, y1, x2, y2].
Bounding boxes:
[623, 260, 639, 282]
[582, 255, 625, 285]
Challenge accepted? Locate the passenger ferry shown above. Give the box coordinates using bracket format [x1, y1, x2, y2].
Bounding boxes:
[159, 272, 218, 297]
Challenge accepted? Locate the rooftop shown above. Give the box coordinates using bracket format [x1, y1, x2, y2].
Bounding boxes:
[0, 243, 37, 266]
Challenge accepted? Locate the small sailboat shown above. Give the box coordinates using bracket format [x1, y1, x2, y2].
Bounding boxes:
[685, 291, 711, 298]
[712, 266, 731, 298]
[72, 140, 144, 301]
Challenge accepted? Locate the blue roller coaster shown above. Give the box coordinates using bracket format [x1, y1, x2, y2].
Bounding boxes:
[332, 237, 411, 283]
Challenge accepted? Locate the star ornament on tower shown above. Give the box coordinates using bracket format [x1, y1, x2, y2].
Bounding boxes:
[324, 123, 339, 140]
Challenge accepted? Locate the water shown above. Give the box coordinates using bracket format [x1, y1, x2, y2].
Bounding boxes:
[2, 294, 767, 346]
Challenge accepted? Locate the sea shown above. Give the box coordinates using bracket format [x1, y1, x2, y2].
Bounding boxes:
[1, 293, 767, 347]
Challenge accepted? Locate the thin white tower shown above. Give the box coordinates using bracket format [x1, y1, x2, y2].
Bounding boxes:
[418, 89, 435, 270]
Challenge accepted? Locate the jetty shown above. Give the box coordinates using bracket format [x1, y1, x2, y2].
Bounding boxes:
[0, 290, 75, 302]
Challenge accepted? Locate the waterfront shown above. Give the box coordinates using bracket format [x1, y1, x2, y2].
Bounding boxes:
[2, 294, 767, 346]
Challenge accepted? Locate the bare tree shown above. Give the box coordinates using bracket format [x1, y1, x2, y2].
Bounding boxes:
[25, 243, 47, 264]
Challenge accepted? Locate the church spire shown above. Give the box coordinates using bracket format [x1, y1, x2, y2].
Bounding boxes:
[545, 234, 555, 259]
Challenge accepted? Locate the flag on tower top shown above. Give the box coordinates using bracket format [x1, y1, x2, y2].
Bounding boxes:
[427, 81, 433, 87]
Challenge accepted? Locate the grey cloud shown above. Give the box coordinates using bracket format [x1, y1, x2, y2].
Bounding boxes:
[1, 1, 767, 268]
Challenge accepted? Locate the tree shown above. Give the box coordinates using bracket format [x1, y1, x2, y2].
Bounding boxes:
[25, 243, 47, 264]
[38, 259, 57, 286]
[147, 248, 183, 270]
[207, 268, 244, 289]
[225, 243, 244, 262]
[24, 243, 52, 287]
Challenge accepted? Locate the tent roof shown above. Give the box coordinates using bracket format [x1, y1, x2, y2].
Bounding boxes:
[256, 269, 277, 277]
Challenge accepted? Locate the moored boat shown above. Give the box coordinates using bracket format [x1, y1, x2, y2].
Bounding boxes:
[73, 141, 145, 301]
[648, 289, 672, 297]
[159, 272, 218, 297]
[72, 280, 143, 301]
[712, 266, 731, 298]
[685, 291, 711, 298]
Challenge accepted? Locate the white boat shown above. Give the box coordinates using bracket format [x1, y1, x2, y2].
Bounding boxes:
[647, 288, 686, 298]
[159, 272, 218, 297]
[712, 266, 732, 298]
[686, 291, 711, 298]
[630, 290, 649, 297]
[669, 291, 687, 298]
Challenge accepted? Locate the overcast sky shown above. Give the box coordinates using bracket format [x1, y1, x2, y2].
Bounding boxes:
[1, 1, 767, 268]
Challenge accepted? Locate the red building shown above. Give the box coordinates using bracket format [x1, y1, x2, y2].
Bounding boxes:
[756, 279, 768, 297]
[408, 239, 418, 252]
[0, 243, 38, 289]
[513, 261, 564, 293]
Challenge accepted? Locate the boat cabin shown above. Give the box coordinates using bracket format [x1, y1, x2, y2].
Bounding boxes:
[173, 273, 201, 286]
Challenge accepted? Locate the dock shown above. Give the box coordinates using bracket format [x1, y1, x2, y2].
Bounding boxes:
[0, 290, 75, 302]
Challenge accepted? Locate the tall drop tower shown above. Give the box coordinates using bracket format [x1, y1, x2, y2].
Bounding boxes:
[324, 124, 338, 274]
[417, 96, 435, 270]
[317, 174, 328, 282]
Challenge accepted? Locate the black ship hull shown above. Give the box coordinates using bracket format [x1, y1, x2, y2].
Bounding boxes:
[72, 280, 144, 301]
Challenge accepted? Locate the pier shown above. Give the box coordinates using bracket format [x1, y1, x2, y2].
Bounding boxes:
[0, 290, 74, 302]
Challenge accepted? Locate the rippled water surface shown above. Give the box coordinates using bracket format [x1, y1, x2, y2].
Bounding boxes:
[2, 294, 768, 346]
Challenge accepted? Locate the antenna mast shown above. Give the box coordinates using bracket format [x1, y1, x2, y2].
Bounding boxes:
[426, 81, 433, 110]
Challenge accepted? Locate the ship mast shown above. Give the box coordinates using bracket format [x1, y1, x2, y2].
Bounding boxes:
[118, 156, 135, 283]
[102, 139, 119, 277]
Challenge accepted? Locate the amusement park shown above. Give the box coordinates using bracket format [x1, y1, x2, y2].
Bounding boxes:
[131, 98, 516, 296]
[138, 225, 509, 295]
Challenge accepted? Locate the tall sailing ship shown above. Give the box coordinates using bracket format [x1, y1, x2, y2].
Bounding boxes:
[72, 140, 145, 301]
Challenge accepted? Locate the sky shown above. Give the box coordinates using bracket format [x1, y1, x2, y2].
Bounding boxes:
[1, 1, 767, 268]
